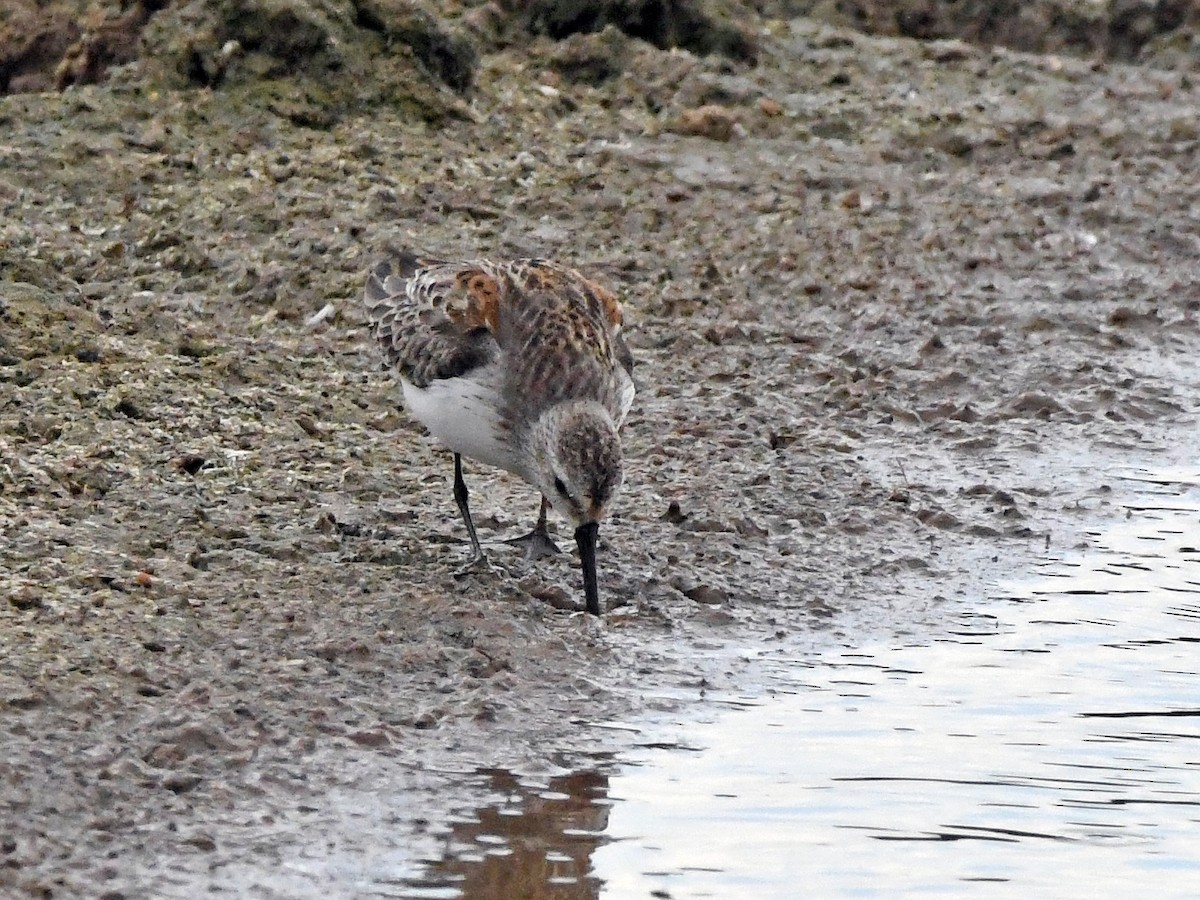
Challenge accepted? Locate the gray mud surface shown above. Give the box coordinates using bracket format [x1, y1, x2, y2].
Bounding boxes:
[2, 2, 1199, 895]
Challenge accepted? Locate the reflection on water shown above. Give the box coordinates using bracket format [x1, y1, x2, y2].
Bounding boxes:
[410, 468, 1200, 897]
[402, 770, 609, 899]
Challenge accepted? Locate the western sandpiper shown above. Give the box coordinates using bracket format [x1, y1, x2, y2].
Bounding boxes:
[364, 249, 635, 615]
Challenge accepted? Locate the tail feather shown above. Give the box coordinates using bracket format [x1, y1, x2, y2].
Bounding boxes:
[386, 247, 438, 279]
[363, 247, 449, 309]
[364, 260, 396, 305]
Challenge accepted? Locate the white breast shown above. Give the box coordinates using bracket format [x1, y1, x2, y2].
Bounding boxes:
[401, 374, 518, 475]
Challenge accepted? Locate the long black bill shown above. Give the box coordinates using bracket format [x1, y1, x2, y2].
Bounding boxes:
[575, 521, 601, 616]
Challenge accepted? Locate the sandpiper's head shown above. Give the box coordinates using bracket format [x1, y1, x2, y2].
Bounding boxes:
[529, 402, 624, 615]
[533, 402, 624, 527]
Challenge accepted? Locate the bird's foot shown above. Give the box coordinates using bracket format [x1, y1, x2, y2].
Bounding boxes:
[503, 528, 563, 561]
[453, 551, 499, 579]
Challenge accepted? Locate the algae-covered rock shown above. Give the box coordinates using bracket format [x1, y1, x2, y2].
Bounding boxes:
[136, 0, 477, 124]
[497, 0, 760, 62]
[355, 0, 478, 92]
[0, 0, 148, 93]
[546, 24, 633, 83]
[782, 0, 1200, 62]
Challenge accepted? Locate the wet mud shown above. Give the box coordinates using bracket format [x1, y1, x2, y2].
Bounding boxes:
[2, 2, 1199, 895]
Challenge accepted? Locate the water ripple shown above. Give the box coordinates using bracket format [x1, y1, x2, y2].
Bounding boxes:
[405, 467, 1200, 897]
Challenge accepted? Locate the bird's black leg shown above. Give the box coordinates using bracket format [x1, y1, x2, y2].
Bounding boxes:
[504, 496, 563, 560]
[452, 453, 485, 564]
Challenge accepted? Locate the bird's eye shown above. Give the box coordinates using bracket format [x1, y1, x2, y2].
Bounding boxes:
[553, 477, 569, 497]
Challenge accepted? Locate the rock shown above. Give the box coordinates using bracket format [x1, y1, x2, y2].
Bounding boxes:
[162, 773, 203, 794]
[347, 728, 391, 748]
[502, 0, 758, 63]
[548, 24, 631, 84]
[670, 573, 729, 604]
[668, 104, 738, 141]
[757, 96, 783, 116]
[522, 580, 576, 610]
[182, 833, 217, 852]
[683, 583, 728, 605]
[172, 454, 208, 475]
[916, 509, 961, 530]
[366, 1, 477, 92]
[0, 1, 150, 94]
[789, 0, 1200, 62]
[1007, 392, 1069, 417]
[136, 0, 475, 123]
[662, 500, 687, 524]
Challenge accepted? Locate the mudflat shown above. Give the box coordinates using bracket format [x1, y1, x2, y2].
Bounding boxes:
[2, 2, 1198, 894]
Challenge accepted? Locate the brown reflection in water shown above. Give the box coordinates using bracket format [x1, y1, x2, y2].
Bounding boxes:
[423, 768, 611, 900]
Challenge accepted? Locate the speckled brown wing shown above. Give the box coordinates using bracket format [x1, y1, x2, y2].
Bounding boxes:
[500, 260, 635, 423]
[363, 254, 504, 389]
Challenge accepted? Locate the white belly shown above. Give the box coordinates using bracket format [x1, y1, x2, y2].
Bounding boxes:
[401, 375, 516, 474]
[616, 372, 635, 426]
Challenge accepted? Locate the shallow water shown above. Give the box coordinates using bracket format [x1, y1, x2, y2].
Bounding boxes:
[404, 465, 1200, 898]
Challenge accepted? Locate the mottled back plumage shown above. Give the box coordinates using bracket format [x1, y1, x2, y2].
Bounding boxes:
[364, 251, 634, 426]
